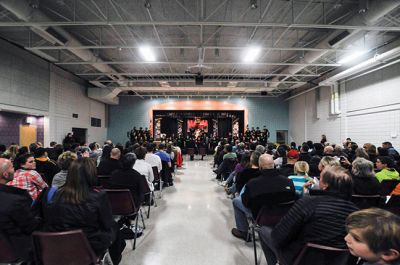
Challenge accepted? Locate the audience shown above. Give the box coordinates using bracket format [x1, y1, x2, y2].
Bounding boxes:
[345, 208, 400, 265]
[7, 153, 48, 201]
[51, 151, 78, 188]
[41, 158, 125, 264]
[133, 146, 155, 191]
[351, 158, 381, 195]
[375, 156, 400, 183]
[97, 147, 122, 175]
[34, 147, 60, 185]
[278, 149, 299, 177]
[259, 166, 358, 265]
[0, 158, 40, 261]
[144, 143, 162, 173]
[288, 161, 312, 197]
[235, 151, 261, 194]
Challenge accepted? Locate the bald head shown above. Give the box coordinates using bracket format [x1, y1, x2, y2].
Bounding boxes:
[324, 146, 334, 155]
[259, 154, 274, 170]
[0, 158, 14, 183]
[110, 148, 121, 159]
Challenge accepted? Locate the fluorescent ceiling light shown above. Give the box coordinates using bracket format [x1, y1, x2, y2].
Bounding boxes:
[139, 46, 156, 62]
[227, 81, 238, 88]
[338, 50, 368, 64]
[243, 47, 261, 63]
[159, 81, 170, 87]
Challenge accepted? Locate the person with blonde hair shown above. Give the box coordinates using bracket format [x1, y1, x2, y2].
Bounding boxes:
[288, 161, 312, 196]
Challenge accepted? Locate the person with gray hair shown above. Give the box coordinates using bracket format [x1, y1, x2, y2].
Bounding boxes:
[255, 145, 265, 154]
[351, 157, 380, 195]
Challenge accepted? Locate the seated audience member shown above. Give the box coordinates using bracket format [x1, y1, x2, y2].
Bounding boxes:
[3, 144, 19, 161]
[299, 144, 311, 163]
[231, 154, 295, 241]
[279, 149, 299, 177]
[223, 144, 237, 161]
[355, 147, 370, 160]
[235, 151, 261, 194]
[375, 156, 400, 183]
[41, 158, 125, 264]
[134, 146, 154, 191]
[318, 156, 340, 176]
[8, 153, 47, 201]
[351, 158, 380, 195]
[51, 151, 78, 188]
[97, 148, 122, 175]
[225, 152, 251, 194]
[88, 142, 102, 162]
[366, 144, 378, 164]
[156, 143, 172, 168]
[274, 145, 287, 169]
[34, 147, 60, 185]
[259, 166, 358, 265]
[0, 158, 40, 261]
[145, 143, 162, 173]
[323, 145, 334, 156]
[382, 141, 399, 159]
[110, 153, 147, 207]
[255, 145, 265, 154]
[45, 141, 58, 161]
[288, 161, 312, 197]
[345, 208, 400, 265]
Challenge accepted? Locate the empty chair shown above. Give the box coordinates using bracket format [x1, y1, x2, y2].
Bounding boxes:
[104, 189, 145, 250]
[32, 229, 101, 265]
[380, 180, 400, 196]
[289, 243, 350, 265]
[140, 174, 157, 219]
[351, 194, 382, 209]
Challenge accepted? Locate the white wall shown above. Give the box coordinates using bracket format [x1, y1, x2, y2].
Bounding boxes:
[289, 61, 400, 148]
[0, 38, 107, 146]
[47, 66, 107, 145]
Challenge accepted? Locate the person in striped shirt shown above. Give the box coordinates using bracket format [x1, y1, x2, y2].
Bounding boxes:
[288, 161, 312, 197]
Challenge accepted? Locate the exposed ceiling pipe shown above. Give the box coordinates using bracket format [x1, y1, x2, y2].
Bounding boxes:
[0, 0, 124, 104]
[269, 0, 400, 89]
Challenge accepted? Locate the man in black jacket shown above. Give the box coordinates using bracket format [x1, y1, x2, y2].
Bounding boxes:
[259, 166, 358, 265]
[34, 147, 60, 185]
[0, 158, 40, 261]
[97, 148, 123, 175]
[231, 154, 295, 241]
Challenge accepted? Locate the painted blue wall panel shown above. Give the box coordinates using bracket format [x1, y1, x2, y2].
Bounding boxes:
[108, 97, 288, 144]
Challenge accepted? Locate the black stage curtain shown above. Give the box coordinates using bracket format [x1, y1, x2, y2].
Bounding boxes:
[161, 117, 177, 137]
[218, 118, 232, 138]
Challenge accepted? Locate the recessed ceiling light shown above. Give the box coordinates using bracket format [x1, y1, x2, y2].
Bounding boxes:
[243, 47, 261, 63]
[139, 46, 156, 62]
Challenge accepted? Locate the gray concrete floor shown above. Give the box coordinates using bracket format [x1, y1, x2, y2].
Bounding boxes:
[120, 155, 266, 265]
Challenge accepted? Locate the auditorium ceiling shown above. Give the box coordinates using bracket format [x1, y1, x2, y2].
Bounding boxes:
[0, 0, 399, 99]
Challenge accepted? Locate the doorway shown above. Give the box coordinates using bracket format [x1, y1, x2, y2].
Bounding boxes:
[72, 127, 87, 145]
[276, 130, 288, 144]
[20, 125, 37, 147]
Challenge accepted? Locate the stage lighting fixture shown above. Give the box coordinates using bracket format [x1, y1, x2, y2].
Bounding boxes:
[250, 0, 257, 9]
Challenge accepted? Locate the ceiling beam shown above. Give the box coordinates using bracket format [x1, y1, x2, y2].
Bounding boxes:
[76, 72, 320, 77]
[56, 61, 340, 67]
[0, 21, 400, 31]
[25, 45, 354, 52]
[89, 79, 308, 84]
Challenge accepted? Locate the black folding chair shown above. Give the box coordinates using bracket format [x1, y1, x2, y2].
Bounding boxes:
[104, 189, 145, 250]
[290, 243, 350, 265]
[351, 194, 382, 209]
[32, 229, 105, 265]
[152, 166, 163, 198]
[140, 174, 157, 219]
[251, 201, 295, 265]
[97, 175, 111, 187]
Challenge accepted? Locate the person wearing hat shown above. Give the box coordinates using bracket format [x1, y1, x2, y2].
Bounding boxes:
[279, 149, 299, 177]
[34, 147, 60, 186]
